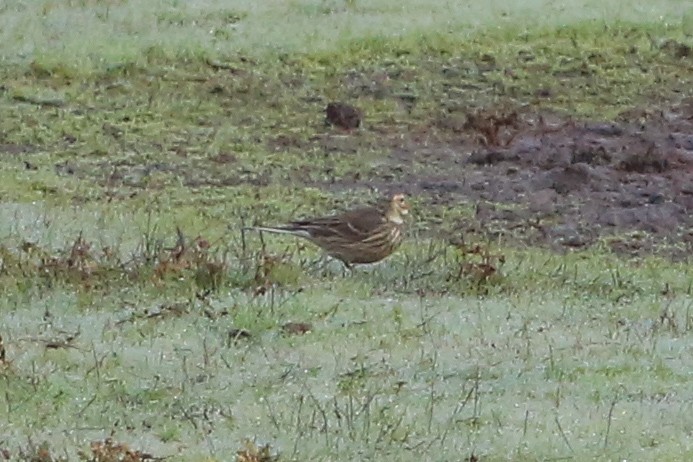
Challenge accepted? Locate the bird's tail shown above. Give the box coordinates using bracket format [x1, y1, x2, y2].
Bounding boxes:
[244, 226, 312, 239]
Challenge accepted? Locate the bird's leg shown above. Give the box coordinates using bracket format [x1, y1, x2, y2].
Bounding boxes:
[341, 261, 354, 277]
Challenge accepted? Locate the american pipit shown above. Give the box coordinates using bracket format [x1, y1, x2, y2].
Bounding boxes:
[248, 194, 409, 267]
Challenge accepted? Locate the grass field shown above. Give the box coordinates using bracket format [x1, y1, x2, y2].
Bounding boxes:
[1, 0, 693, 461]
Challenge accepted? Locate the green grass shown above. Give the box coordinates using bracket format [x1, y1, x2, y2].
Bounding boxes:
[3, 249, 693, 460]
[1, 0, 693, 460]
[0, 0, 689, 72]
[3, 222, 693, 460]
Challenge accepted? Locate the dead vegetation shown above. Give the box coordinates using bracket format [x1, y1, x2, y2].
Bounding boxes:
[449, 241, 506, 290]
[236, 440, 277, 462]
[464, 105, 521, 147]
[78, 438, 159, 462]
[0, 228, 244, 293]
[6, 434, 161, 461]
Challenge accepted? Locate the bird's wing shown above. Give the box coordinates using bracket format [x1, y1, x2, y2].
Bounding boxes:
[290, 206, 385, 241]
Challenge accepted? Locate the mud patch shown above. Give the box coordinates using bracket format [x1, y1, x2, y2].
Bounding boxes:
[372, 98, 693, 256]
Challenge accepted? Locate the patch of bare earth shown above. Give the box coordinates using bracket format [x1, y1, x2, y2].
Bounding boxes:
[323, 98, 693, 257]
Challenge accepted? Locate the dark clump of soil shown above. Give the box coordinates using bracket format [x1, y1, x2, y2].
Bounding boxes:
[325, 102, 362, 130]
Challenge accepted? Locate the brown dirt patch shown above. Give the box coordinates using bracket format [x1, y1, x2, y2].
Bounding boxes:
[326, 98, 693, 256]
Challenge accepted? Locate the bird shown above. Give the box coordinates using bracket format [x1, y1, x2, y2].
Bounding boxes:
[246, 194, 410, 267]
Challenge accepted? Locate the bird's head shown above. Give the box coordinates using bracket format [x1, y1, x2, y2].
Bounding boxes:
[387, 193, 410, 224]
